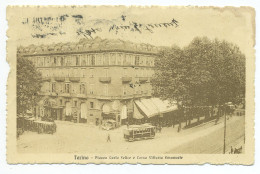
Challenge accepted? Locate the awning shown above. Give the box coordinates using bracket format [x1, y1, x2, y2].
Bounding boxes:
[150, 98, 177, 114]
[102, 104, 111, 114]
[133, 102, 145, 119]
[120, 105, 127, 119]
[134, 98, 177, 118]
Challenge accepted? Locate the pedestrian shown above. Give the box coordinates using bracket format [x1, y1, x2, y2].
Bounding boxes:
[158, 125, 162, 133]
[177, 123, 181, 132]
[230, 146, 233, 154]
[107, 133, 111, 142]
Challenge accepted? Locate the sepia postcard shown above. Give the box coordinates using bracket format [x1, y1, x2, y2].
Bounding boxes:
[6, 6, 255, 164]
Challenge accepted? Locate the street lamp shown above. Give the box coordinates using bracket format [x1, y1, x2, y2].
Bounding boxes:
[223, 105, 226, 154]
[223, 103, 230, 154]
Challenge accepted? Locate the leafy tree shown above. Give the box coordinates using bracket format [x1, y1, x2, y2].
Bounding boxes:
[151, 37, 245, 107]
[17, 56, 43, 116]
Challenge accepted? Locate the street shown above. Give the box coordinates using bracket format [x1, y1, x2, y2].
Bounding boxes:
[17, 115, 245, 154]
[167, 115, 245, 154]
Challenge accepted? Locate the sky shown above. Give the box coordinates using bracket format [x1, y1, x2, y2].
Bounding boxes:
[7, 6, 255, 57]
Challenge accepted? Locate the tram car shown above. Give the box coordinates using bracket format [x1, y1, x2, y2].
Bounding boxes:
[123, 124, 156, 142]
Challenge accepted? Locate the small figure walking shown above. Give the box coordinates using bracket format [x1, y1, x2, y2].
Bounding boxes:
[230, 146, 233, 154]
[177, 124, 181, 132]
[107, 133, 111, 142]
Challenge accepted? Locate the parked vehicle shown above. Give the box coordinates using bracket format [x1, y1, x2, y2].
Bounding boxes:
[102, 120, 117, 130]
[123, 123, 156, 142]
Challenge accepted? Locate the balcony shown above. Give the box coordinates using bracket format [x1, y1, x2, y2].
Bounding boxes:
[60, 93, 71, 98]
[122, 76, 132, 83]
[139, 77, 149, 83]
[69, 77, 80, 82]
[96, 94, 134, 100]
[42, 77, 51, 82]
[99, 77, 111, 83]
[77, 94, 87, 98]
[54, 77, 65, 82]
[50, 92, 59, 96]
[39, 92, 50, 96]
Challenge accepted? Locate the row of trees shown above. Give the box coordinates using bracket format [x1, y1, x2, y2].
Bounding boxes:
[151, 37, 245, 107]
[17, 55, 43, 116]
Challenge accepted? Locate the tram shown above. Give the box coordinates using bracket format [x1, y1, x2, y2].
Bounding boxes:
[123, 124, 156, 142]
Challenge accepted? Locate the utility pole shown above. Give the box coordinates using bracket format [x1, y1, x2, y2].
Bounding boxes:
[223, 105, 226, 154]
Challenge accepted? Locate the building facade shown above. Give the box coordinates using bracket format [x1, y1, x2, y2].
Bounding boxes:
[18, 38, 159, 125]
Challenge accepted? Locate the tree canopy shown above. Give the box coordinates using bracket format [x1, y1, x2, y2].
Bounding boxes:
[17, 56, 43, 116]
[151, 37, 245, 107]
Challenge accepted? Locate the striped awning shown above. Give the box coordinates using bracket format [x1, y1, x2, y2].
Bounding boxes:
[134, 98, 177, 119]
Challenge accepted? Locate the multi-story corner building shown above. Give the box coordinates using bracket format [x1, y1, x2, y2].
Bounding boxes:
[18, 38, 160, 125]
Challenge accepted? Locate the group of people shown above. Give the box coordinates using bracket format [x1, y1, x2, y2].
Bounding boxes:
[230, 146, 243, 154]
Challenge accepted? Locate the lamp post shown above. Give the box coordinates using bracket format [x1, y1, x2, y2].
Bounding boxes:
[223, 104, 227, 154]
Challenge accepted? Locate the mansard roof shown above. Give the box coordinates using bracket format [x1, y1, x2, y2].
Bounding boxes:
[18, 37, 165, 56]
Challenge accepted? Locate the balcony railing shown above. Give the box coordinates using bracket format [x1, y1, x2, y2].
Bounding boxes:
[122, 76, 132, 83]
[60, 93, 71, 97]
[77, 94, 87, 98]
[50, 92, 59, 96]
[69, 77, 80, 82]
[99, 77, 111, 83]
[96, 94, 134, 100]
[54, 77, 65, 82]
[94, 93, 151, 100]
[39, 92, 51, 96]
[42, 77, 51, 82]
[139, 77, 149, 83]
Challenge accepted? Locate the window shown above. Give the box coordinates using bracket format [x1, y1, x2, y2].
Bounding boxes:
[125, 54, 132, 65]
[85, 55, 89, 65]
[60, 99, 62, 105]
[80, 83, 85, 94]
[60, 57, 64, 66]
[97, 54, 102, 65]
[135, 68, 139, 77]
[73, 68, 77, 77]
[74, 101, 77, 107]
[151, 59, 154, 66]
[90, 102, 94, 109]
[123, 68, 127, 76]
[44, 69, 48, 77]
[66, 56, 71, 66]
[71, 83, 75, 93]
[54, 57, 57, 66]
[104, 68, 109, 77]
[81, 56, 86, 66]
[90, 84, 94, 94]
[123, 85, 127, 95]
[135, 56, 140, 66]
[58, 69, 63, 77]
[141, 68, 144, 77]
[90, 69, 94, 78]
[43, 82, 50, 92]
[104, 84, 108, 96]
[110, 54, 116, 65]
[65, 83, 70, 93]
[59, 82, 64, 93]
[117, 53, 122, 65]
[76, 56, 80, 66]
[91, 55, 95, 66]
[81, 68, 86, 77]
[66, 68, 70, 77]
[103, 54, 109, 65]
[52, 83, 56, 93]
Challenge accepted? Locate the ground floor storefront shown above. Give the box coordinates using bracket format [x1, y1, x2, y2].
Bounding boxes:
[35, 96, 135, 126]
